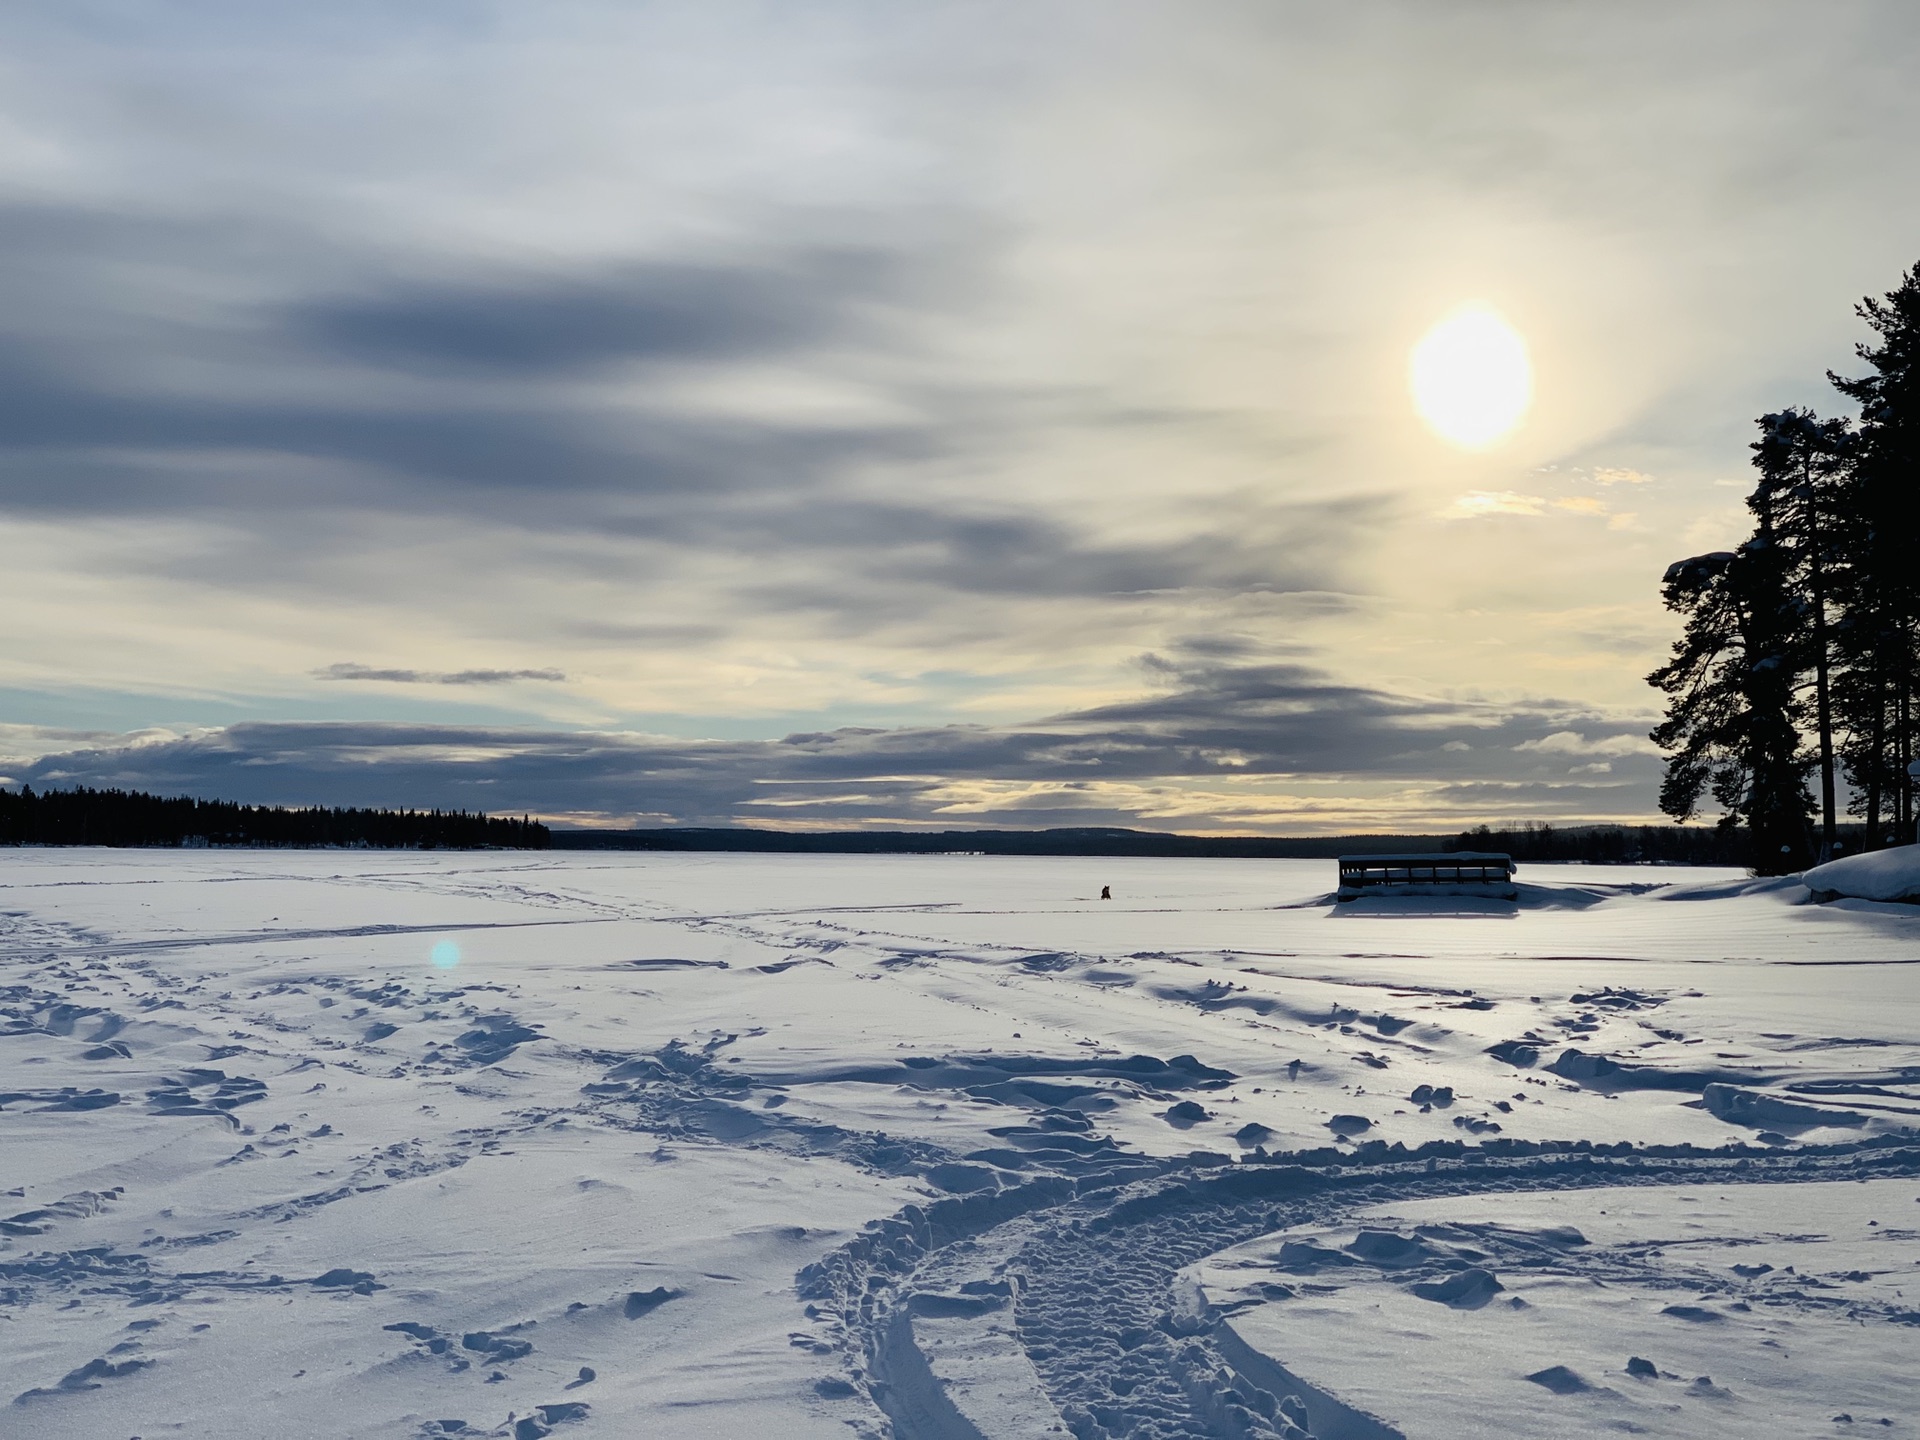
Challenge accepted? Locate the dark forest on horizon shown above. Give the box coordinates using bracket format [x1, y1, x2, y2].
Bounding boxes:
[0, 785, 550, 850]
[0, 784, 1754, 862]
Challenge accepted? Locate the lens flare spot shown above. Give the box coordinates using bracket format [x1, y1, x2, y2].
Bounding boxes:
[1410, 305, 1532, 448]
[430, 940, 462, 970]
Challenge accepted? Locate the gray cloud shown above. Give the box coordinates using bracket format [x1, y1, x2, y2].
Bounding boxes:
[317, 663, 566, 686]
[11, 657, 1661, 831]
[0, 223, 923, 512]
[0, 200, 1364, 631]
[292, 250, 910, 376]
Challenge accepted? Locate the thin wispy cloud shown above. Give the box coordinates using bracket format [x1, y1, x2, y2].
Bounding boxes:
[318, 664, 567, 686]
[1592, 468, 1655, 486]
[1442, 491, 1548, 519]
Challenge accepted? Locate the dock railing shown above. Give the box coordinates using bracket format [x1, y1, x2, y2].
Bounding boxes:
[1335, 852, 1516, 901]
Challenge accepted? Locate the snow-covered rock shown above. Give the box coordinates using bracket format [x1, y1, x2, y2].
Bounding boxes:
[1802, 844, 1920, 902]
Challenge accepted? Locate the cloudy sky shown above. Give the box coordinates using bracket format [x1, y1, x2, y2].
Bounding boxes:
[3, 3, 1918, 832]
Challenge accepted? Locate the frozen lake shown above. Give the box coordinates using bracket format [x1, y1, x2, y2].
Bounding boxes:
[3, 850, 1917, 1438]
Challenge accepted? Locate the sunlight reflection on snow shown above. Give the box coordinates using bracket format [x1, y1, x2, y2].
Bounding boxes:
[430, 939, 461, 969]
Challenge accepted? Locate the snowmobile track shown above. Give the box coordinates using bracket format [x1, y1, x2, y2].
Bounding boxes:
[800, 1137, 1920, 1440]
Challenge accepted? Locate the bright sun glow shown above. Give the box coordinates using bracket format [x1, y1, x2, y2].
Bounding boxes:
[1410, 305, 1532, 448]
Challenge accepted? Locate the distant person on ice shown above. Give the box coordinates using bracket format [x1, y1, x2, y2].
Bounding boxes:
[1100, 885, 1111, 900]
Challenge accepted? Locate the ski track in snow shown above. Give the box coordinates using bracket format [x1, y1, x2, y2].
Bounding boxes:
[1, 849, 1918, 1439]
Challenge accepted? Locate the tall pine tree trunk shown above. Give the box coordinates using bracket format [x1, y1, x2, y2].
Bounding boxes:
[1902, 681, 1914, 842]
[1806, 449, 1837, 860]
[1863, 675, 1885, 849]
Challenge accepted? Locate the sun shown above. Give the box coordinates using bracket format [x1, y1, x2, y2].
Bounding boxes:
[1410, 305, 1532, 448]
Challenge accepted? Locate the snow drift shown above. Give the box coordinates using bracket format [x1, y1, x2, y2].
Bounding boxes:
[1803, 843, 1920, 902]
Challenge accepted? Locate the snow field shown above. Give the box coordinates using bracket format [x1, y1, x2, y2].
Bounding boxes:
[1, 849, 1916, 1438]
[1200, 1177, 1920, 1437]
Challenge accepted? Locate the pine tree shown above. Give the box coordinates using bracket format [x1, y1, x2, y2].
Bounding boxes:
[1653, 259, 1920, 863]
[1648, 489, 1813, 873]
[1750, 408, 1851, 859]
[1829, 262, 1920, 846]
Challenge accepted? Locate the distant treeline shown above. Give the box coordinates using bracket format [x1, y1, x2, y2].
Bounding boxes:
[1446, 822, 1753, 866]
[0, 792, 1773, 864]
[550, 826, 1452, 858]
[0, 786, 549, 850]
[552, 825, 1762, 864]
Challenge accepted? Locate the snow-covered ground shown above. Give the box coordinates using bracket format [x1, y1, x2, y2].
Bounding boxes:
[2, 849, 1916, 1439]
[1199, 1178, 1917, 1438]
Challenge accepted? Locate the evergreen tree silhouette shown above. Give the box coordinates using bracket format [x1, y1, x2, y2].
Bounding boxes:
[1751, 408, 1851, 859]
[1829, 262, 1920, 846]
[1649, 473, 1813, 873]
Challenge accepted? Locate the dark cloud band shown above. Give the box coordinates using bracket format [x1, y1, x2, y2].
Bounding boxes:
[9, 659, 1659, 831]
